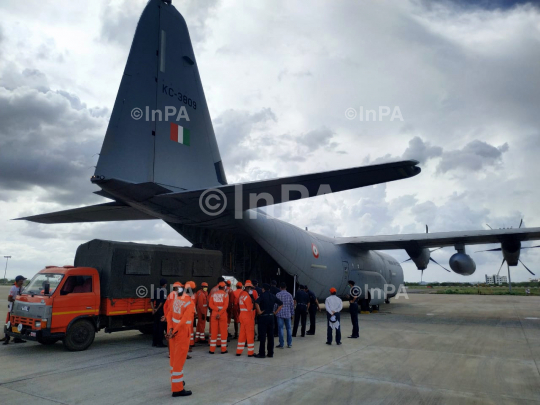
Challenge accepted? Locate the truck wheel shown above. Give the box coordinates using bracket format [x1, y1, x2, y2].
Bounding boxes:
[139, 325, 153, 335]
[38, 337, 59, 345]
[63, 319, 95, 351]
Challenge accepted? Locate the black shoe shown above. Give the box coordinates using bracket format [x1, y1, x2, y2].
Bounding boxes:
[156, 344, 167, 347]
[209, 351, 214, 354]
[13, 338, 26, 343]
[236, 354, 241, 356]
[301, 335, 305, 337]
[337, 342, 342, 345]
[248, 354, 254, 357]
[306, 332, 314, 335]
[267, 354, 273, 358]
[326, 342, 331, 345]
[2, 340, 8, 345]
[292, 335, 297, 338]
[253, 354, 265, 358]
[221, 350, 228, 354]
[276, 345, 284, 348]
[172, 390, 192, 397]
[347, 336, 359, 339]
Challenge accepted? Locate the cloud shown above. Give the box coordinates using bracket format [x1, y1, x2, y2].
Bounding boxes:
[214, 107, 277, 172]
[296, 127, 337, 153]
[0, 69, 107, 205]
[436, 140, 509, 173]
[402, 136, 443, 163]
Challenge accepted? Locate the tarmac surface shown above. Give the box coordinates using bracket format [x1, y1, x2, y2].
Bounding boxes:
[1, 285, 540, 404]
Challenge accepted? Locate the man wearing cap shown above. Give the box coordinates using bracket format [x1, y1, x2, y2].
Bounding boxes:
[163, 282, 182, 356]
[305, 285, 320, 336]
[236, 280, 256, 356]
[2, 275, 27, 345]
[254, 283, 283, 358]
[325, 287, 343, 345]
[292, 284, 309, 338]
[195, 282, 209, 343]
[151, 278, 168, 347]
[209, 281, 229, 354]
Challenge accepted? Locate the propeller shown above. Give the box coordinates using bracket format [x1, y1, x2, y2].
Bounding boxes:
[429, 257, 451, 272]
[479, 218, 536, 276]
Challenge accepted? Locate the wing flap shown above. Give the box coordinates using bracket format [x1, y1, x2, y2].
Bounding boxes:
[334, 228, 540, 250]
[17, 202, 157, 224]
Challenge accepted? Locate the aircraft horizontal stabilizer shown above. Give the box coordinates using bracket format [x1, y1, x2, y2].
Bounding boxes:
[158, 160, 420, 210]
[16, 202, 157, 224]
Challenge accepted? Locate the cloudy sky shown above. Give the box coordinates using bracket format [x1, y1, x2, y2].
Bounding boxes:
[1, 0, 539, 282]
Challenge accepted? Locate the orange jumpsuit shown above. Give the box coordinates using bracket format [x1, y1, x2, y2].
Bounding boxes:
[209, 289, 229, 353]
[189, 294, 196, 347]
[236, 290, 255, 356]
[232, 288, 243, 323]
[164, 291, 177, 354]
[195, 289, 208, 342]
[208, 285, 220, 338]
[166, 293, 194, 393]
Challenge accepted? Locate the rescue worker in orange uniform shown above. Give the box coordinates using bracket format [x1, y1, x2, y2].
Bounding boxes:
[165, 283, 194, 397]
[195, 282, 209, 343]
[232, 282, 243, 339]
[208, 281, 229, 354]
[185, 281, 197, 351]
[236, 280, 256, 357]
[163, 282, 182, 358]
[208, 277, 225, 341]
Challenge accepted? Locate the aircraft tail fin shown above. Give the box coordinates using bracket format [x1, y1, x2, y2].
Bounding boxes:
[95, 0, 226, 192]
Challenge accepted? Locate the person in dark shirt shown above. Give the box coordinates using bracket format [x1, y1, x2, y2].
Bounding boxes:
[254, 283, 283, 358]
[252, 279, 263, 297]
[347, 280, 359, 338]
[305, 285, 320, 335]
[151, 278, 168, 347]
[293, 285, 309, 337]
[270, 280, 280, 337]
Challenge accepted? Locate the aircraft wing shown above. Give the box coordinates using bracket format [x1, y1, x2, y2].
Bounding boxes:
[334, 228, 540, 250]
[157, 160, 421, 209]
[17, 202, 157, 224]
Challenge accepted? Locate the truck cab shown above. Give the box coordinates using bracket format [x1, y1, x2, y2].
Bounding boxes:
[6, 266, 101, 350]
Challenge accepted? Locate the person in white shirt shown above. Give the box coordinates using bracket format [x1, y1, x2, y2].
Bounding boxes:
[324, 287, 343, 345]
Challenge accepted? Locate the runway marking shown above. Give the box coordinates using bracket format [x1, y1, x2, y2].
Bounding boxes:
[524, 317, 538, 320]
[426, 313, 435, 316]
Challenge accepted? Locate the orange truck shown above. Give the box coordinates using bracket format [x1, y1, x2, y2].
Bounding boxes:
[4, 239, 222, 351]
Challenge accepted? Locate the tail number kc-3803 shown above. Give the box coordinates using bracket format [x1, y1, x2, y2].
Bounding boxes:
[162, 85, 197, 110]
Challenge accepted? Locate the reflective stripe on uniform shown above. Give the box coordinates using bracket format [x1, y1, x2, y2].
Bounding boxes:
[172, 318, 180, 323]
[172, 371, 183, 376]
[240, 308, 248, 311]
[172, 378, 184, 383]
[185, 321, 192, 324]
[217, 307, 223, 310]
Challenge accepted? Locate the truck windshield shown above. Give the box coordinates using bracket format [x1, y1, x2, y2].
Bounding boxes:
[23, 273, 64, 296]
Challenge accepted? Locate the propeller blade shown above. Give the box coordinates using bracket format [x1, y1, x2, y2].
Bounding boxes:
[497, 258, 505, 276]
[429, 257, 451, 272]
[426, 225, 429, 234]
[521, 245, 540, 250]
[518, 259, 535, 276]
[401, 258, 413, 264]
[486, 224, 493, 230]
[430, 247, 443, 253]
[519, 218, 523, 229]
[420, 269, 423, 283]
[475, 248, 502, 253]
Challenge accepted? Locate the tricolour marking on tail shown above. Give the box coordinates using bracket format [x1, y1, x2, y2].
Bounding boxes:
[95, 0, 226, 192]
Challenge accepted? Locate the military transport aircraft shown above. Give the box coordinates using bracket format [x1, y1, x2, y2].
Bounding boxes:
[20, 0, 540, 303]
